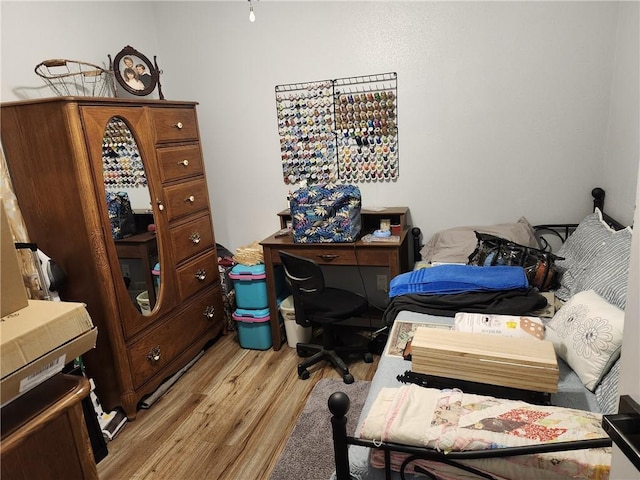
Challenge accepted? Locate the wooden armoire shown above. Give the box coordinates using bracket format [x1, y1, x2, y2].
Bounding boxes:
[1, 97, 225, 419]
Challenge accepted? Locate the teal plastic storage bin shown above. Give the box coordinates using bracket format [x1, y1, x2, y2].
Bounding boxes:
[229, 264, 285, 309]
[233, 307, 273, 350]
[152, 262, 161, 287]
[229, 264, 268, 309]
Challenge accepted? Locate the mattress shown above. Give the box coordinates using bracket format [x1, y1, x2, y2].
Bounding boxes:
[330, 310, 604, 480]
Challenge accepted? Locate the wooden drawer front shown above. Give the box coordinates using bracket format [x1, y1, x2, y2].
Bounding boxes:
[176, 250, 219, 301]
[169, 214, 215, 265]
[151, 107, 199, 143]
[129, 286, 222, 388]
[157, 144, 204, 184]
[163, 178, 209, 222]
[271, 247, 357, 266]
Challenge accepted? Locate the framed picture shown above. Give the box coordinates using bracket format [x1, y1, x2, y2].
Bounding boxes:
[111, 45, 163, 99]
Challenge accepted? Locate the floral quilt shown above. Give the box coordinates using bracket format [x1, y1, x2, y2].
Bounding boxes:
[359, 384, 611, 480]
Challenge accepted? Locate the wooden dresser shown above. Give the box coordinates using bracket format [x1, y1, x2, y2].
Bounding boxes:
[1, 97, 224, 419]
[1, 374, 98, 479]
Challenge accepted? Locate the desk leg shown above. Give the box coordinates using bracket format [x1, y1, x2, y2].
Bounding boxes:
[388, 234, 409, 279]
[142, 252, 156, 307]
[388, 251, 400, 280]
[263, 248, 283, 350]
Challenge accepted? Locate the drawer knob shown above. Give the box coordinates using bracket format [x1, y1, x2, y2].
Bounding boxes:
[318, 254, 339, 261]
[195, 269, 207, 281]
[156, 199, 165, 211]
[179, 159, 189, 167]
[147, 346, 161, 363]
[175, 122, 184, 129]
[189, 232, 201, 244]
[203, 305, 216, 320]
[185, 195, 195, 203]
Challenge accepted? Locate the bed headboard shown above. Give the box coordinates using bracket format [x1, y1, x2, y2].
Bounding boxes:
[412, 187, 627, 261]
[591, 187, 626, 231]
[534, 187, 627, 252]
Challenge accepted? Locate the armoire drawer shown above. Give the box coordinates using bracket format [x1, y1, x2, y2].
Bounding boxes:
[162, 178, 209, 222]
[151, 107, 199, 144]
[157, 143, 204, 184]
[128, 286, 223, 389]
[169, 213, 215, 265]
[176, 249, 219, 302]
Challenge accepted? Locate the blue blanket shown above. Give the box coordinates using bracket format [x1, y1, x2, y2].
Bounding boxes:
[389, 264, 529, 297]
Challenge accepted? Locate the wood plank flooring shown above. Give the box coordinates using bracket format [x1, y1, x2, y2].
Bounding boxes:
[96, 331, 379, 480]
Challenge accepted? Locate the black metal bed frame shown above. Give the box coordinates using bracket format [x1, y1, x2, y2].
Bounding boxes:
[533, 187, 626, 250]
[329, 391, 612, 480]
[327, 187, 625, 480]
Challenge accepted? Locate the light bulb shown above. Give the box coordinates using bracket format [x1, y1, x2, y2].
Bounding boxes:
[249, 4, 255, 22]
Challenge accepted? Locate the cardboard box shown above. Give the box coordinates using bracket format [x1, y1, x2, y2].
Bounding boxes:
[1, 200, 29, 317]
[454, 312, 545, 340]
[411, 327, 559, 394]
[1, 300, 97, 406]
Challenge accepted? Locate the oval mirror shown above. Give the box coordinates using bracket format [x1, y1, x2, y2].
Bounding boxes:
[101, 117, 160, 316]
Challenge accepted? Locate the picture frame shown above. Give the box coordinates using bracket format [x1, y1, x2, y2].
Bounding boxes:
[110, 45, 164, 99]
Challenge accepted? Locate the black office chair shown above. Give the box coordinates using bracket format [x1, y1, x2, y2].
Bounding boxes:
[279, 250, 373, 384]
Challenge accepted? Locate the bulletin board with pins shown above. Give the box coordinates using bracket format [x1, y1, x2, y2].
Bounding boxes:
[101, 118, 148, 188]
[275, 72, 398, 185]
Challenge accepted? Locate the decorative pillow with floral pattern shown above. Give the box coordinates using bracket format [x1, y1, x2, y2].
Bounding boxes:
[545, 289, 624, 391]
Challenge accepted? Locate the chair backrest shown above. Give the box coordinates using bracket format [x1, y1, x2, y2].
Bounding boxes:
[279, 251, 325, 327]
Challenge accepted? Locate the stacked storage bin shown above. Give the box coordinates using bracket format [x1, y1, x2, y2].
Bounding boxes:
[229, 264, 286, 350]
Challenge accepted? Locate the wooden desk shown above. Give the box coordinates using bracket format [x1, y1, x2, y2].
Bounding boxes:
[115, 231, 158, 308]
[1, 374, 98, 479]
[260, 207, 411, 350]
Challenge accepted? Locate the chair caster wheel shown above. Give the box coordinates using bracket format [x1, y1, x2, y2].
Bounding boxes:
[364, 352, 374, 363]
[343, 373, 354, 384]
[298, 368, 310, 380]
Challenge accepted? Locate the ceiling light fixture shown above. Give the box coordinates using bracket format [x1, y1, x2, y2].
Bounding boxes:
[248, 0, 256, 23]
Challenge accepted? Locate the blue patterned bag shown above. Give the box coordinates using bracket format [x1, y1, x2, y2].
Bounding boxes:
[290, 184, 361, 243]
[105, 191, 136, 240]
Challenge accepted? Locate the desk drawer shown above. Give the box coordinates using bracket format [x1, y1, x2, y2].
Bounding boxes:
[272, 247, 357, 266]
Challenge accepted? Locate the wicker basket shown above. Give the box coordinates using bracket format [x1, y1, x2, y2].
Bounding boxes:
[35, 59, 115, 97]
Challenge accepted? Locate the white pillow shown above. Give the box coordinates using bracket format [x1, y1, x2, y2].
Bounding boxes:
[545, 290, 624, 391]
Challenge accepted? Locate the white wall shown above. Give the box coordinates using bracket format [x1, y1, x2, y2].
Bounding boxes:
[2, 1, 637, 253]
[153, 1, 638, 251]
[602, 0, 640, 225]
[0, 2, 159, 100]
[608, 6, 640, 478]
[610, 167, 640, 480]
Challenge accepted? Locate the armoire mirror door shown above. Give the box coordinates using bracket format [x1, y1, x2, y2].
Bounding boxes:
[102, 117, 158, 312]
[80, 106, 175, 339]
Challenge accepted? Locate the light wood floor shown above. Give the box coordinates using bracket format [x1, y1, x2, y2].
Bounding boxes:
[96, 331, 380, 480]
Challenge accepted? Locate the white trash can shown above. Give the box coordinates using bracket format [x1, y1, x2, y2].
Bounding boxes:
[136, 290, 152, 316]
[279, 295, 312, 348]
